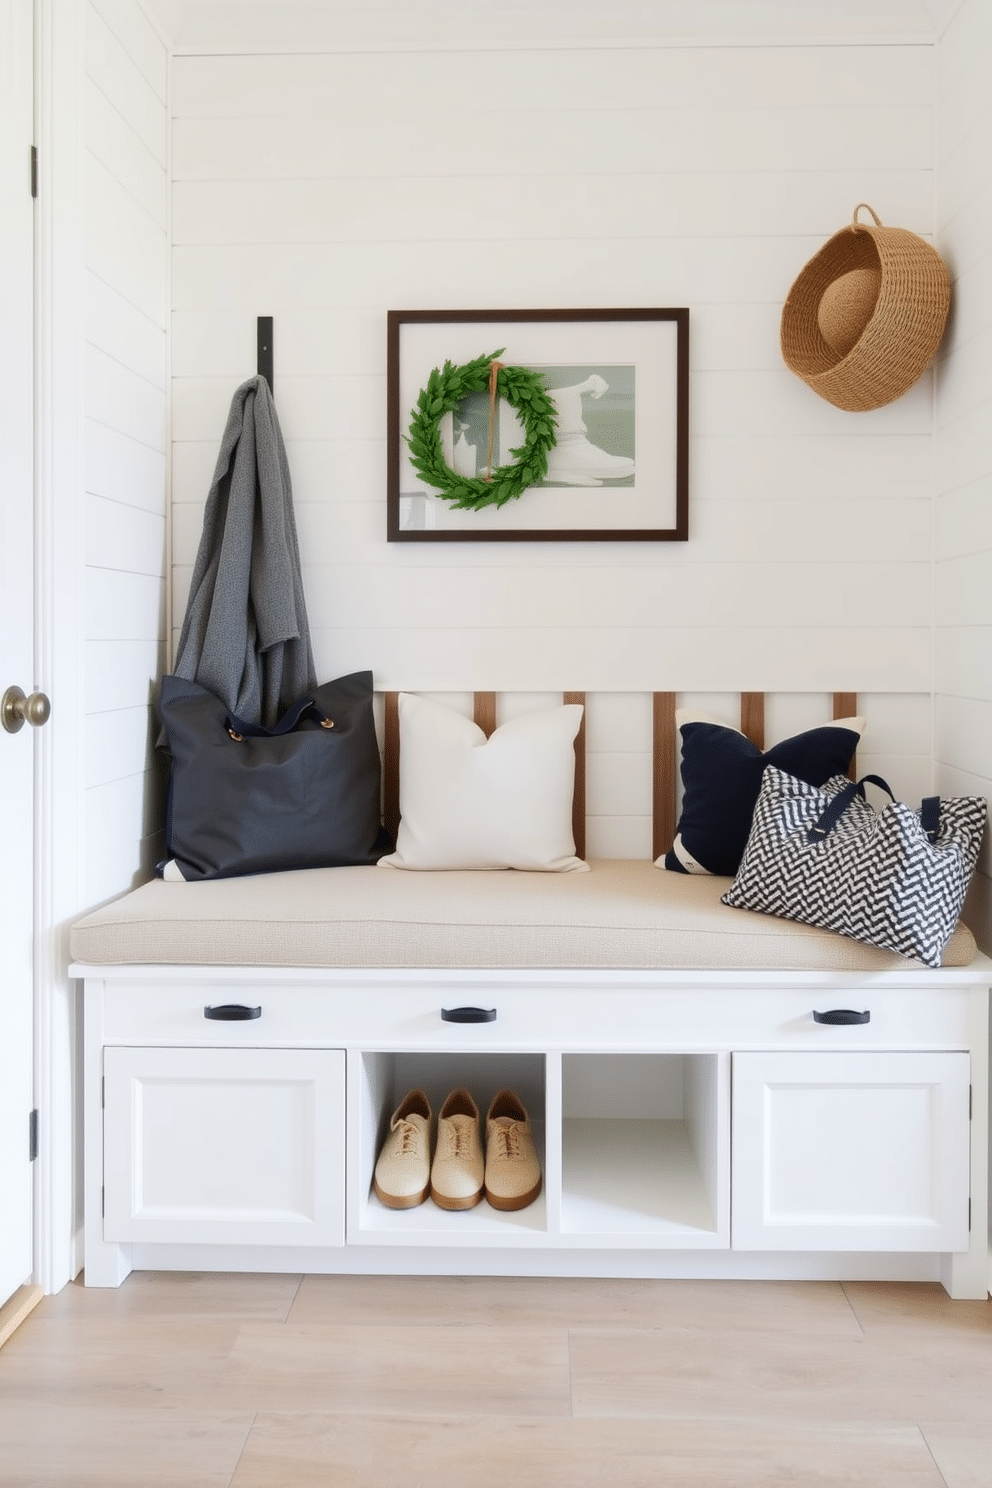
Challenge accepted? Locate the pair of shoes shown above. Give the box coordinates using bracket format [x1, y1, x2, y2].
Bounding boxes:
[372, 1087, 542, 1213]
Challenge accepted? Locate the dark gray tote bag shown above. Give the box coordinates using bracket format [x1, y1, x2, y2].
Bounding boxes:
[158, 670, 389, 881]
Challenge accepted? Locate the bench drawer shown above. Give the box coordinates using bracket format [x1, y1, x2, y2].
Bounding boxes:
[95, 976, 975, 1052]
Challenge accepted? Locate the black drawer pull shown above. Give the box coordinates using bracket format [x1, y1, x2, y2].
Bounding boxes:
[813, 1008, 870, 1025]
[204, 1003, 262, 1021]
[441, 1006, 497, 1024]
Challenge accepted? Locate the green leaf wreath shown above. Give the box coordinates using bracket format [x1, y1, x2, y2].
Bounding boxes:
[406, 349, 558, 511]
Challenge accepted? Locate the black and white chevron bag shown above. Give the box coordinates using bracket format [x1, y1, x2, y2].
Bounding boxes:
[723, 767, 987, 967]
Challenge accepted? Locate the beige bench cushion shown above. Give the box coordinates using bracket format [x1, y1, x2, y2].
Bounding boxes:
[69, 859, 976, 972]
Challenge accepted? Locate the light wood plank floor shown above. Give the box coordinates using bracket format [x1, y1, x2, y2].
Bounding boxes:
[0, 1273, 990, 1486]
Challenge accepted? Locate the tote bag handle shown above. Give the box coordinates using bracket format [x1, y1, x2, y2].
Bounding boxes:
[807, 774, 940, 844]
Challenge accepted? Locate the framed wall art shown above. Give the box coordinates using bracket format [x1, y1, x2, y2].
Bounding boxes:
[386, 308, 689, 542]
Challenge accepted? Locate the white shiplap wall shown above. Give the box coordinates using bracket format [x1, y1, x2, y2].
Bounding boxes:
[935, 0, 992, 950]
[84, 0, 169, 903]
[169, 41, 937, 702]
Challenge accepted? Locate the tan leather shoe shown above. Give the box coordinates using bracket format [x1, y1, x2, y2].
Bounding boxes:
[372, 1089, 432, 1209]
[430, 1088, 484, 1210]
[485, 1089, 542, 1211]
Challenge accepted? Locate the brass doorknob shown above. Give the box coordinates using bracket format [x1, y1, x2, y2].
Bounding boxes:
[2, 685, 52, 734]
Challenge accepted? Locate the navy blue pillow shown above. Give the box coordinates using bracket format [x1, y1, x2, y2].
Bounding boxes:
[663, 717, 863, 877]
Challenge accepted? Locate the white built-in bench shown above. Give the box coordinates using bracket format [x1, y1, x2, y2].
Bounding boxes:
[70, 691, 991, 1298]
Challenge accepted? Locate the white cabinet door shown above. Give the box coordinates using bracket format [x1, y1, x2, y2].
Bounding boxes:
[104, 1048, 345, 1246]
[732, 1051, 970, 1252]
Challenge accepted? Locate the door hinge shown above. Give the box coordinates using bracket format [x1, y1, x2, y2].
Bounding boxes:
[29, 1108, 39, 1162]
[30, 145, 38, 198]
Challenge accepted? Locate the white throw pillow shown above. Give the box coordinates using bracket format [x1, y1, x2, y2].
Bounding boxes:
[378, 693, 588, 872]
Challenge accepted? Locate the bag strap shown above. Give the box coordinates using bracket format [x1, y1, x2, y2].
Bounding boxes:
[226, 696, 327, 739]
[806, 774, 894, 843]
[920, 796, 940, 843]
[807, 774, 942, 845]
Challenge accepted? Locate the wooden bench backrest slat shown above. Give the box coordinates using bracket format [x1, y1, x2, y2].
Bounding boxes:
[652, 692, 678, 863]
[740, 692, 765, 749]
[383, 692, 401, 845]
[833, 691, 859, 779]
[473, 691, 497, 737]
[563, 691, 586, 860]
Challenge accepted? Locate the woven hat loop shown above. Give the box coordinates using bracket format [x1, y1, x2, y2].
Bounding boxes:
[781, 202, 950, 412]
[851, 203, 883, 231]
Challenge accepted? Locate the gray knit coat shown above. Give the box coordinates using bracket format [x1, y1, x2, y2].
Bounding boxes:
[171, 375, 316, 727]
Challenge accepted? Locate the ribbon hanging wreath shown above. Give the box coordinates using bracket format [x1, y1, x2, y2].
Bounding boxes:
[406, 349, 558, 512]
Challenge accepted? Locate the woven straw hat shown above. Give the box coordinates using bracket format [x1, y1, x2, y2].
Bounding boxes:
[781, 204, 951, 411]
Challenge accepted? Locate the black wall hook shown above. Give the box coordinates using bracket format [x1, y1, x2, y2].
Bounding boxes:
[257, 316, 273, 393]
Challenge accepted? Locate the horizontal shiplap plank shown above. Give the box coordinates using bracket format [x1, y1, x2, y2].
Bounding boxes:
[692, 431, 933, 501]
[87, 272, 167, 391]
[935, 692, 992, 781]
[172, 46, 933, 119]
[85, 344, 168, 453]
[86, 419, 167, 514]
[86, 493, 167, 577]
[84, 768, 168, 871]
[303, 495, 933, 567]
[170, 486, 930, 574]
[163, 236, 838, 311]
[586, 750, 654, 817]
[294, 623, 933, 694]
[935, 551, 992, 626]
[170, 558, 930, 644]
[85, 639, 167, 714]
[85, 568, 166, 642]
[293, 559, 931, 633]
[935, 476, 992, 561]
[935, 317, 992, 427]
[935, 623, 992, 700]
[84, 826, 167, 907]
[937, 252, 992, 349]
[934, 397, 992, 494]
[171, 171, 934, 247]
[84, 704, 158, 789]
[585, 816, 654, 860]
[172, 106, 932, 183]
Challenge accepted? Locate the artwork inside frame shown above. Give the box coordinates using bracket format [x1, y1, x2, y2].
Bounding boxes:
[386, 308, 689, 543]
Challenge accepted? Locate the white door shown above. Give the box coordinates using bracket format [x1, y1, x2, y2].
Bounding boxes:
[731, 1050, 971, 1252]
[0, 0, 41, 1306]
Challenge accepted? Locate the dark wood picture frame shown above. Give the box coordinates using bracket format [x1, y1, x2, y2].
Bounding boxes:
[387, 308, 689, 543]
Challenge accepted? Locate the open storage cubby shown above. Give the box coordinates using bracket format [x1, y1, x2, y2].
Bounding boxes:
[559, 1052, 730, 1247]
[348, 1048, 549, 1244]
